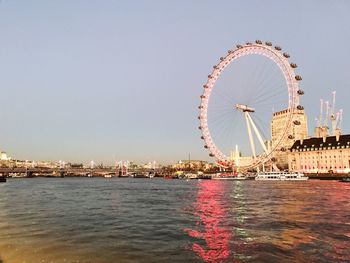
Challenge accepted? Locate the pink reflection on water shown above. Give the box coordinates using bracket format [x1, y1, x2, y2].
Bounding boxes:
[184, 181, 232, 262]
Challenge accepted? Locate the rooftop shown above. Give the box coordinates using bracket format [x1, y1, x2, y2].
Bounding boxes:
[290, 134, 350, 151]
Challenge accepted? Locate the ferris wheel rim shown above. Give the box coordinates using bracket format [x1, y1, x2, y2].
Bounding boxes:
[199, 41, 302, 169]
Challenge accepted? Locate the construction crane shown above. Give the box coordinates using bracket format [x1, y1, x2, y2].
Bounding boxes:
[316, 91, 344, 137]
[330, 91, 337, 135]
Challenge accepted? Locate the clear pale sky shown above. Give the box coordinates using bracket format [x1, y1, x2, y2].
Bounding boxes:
[0, 0, 349, 165]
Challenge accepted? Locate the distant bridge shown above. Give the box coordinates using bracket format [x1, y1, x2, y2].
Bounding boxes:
[0, 167, 158, 177]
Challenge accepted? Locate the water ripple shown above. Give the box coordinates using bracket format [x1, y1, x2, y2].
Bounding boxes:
[0, 178, 349, 262]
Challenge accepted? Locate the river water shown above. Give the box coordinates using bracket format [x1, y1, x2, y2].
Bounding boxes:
[0, 178, 349, 263]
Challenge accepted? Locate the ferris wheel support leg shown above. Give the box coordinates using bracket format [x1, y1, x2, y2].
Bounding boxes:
[247, 113, 280, 171]
[244, 112, 256, 159]
[246, 113, 269, 155]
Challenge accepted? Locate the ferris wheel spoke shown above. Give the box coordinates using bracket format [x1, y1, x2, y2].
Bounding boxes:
[258, 68, 282, 93]
[245, 58, 270, 101]
[251, 83, 286, 103]
[250, 77, 284, 104]
[254, 80, 285, 97]
[215, 85, 237, 104]
[210, 113, 241, 130]
[209, 111, 242, 144]
[209, 122, 233, 152]
[255, 101, 287, 111]
[209, 113, 235, 126]
[210, 90, 235, 108]
[209, 103, 234, 112]
[254, 97, 287, 109]
[248, 67, 284, 104]
[252, 88, 286, 106]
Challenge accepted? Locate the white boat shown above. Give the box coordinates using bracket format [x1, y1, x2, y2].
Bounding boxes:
[185, 173, 198, 179]
[212, 173, 248, 180]
[255, 171, 308, 181]
[104, 174, 112, 178]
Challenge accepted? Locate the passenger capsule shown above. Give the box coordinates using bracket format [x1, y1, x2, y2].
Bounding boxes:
[213, 65, 218, 69]
[201, 136, 204, 140]
[246, 42, 252, 45]
[198, 105, 203, 109]
[294, 120, 301, 125]
[288, 135, 295, 139]
[297, 105, 304, 110]
[198, 126, 202, 130]
[200, 95, 206, 99]
[297, 90, 304, 95]
[265, 41, 272, 46]
[204, 145, 208, 149]
[220, 57, 224, 61]
[209, 153, 214, 157]
[208, 75, 213, 79]
[197, 116, 201, 120]
[255, 40, 262, 44]
[236, 44, 243, 49]
[295, 75, 302, 81]
[290, 63, 297, 68]
[227, 50, 233, 54]
[283, 52, 290, 58]
[280, 147, 286, 152]
[271, 157, 277, 162]
[275, 46, 282, 51]
[203, 84, 208, 89]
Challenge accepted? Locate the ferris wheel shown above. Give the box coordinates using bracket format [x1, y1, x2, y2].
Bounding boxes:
[198, 40, 304, 170]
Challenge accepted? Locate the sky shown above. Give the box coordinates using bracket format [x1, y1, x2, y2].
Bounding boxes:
[0, 0, 350, 165]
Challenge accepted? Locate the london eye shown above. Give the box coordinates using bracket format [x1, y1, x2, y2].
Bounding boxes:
[198, 40, 304, 170]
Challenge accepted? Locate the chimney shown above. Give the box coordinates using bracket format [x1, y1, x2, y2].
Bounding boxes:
[321, 126, 329, 143]
[314, 127, 322, 138]
[335, 128, 341, 142]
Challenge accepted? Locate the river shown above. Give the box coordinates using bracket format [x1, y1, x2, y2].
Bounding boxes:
[0, 178, 349, 262]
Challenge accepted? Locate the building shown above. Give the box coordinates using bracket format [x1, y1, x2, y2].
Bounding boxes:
[271, 108, 308, 169]
[171, 160, 213, 171]
[0, 151, 11, 161]
[230, 146, 253, 168]
[288, 133, 350, 174]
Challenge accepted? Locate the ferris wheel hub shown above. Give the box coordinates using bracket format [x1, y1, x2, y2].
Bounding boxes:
[235, 104, 255, 113]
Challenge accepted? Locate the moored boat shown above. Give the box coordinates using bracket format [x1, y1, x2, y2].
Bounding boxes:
[212, 173, 248, 180]
[185, 173, 198, 179]
[255, 171, 308, 181]
[340, 177, 350, 183]
[0, 176, 6, 183]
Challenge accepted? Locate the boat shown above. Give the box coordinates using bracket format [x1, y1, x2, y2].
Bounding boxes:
[340, 177, 350, 183]
[185, 173, 198, 179]
[104, 174, 112, 178]
[212, 173, 248, 180]
[0, 176, 6, 183]
[255, 171, 308, 181]
[147, 172, 155, 178]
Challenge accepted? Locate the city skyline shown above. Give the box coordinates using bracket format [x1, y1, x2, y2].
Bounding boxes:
[1, 1, 350, 165]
